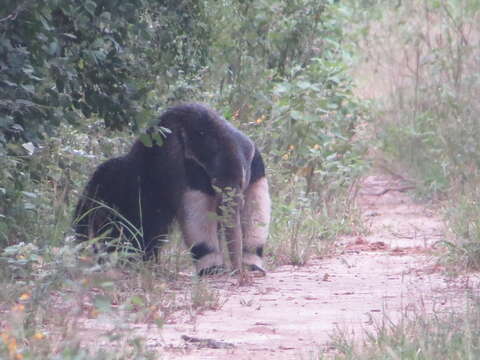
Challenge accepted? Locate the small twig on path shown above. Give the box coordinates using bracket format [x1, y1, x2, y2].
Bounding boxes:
[0, 3, 25, 23]
[181, 335, 235, 349]
[376, 162, 416, 184]
[361, 186, 415, 196]
[390, 230, 416, 239]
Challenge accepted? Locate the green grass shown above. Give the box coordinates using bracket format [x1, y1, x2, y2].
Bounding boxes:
[325, 294, 480, 360]
[352, 0, 480, 268]
[314, 0, 480, 358]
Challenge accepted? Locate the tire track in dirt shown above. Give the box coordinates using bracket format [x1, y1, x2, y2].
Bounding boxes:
[81, 173, 477, 359]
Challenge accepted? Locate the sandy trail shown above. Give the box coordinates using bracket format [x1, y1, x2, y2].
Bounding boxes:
[81, 173, 477, 359]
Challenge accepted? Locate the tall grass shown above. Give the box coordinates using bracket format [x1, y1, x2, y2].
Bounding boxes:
[327, 295, 480, 359]
[0, 1, 371, 356]
[310, 1, 480, 359]
[354, 0, 480, 268]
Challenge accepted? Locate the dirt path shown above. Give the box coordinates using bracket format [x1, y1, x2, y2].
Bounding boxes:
[81, 173, 477, 358]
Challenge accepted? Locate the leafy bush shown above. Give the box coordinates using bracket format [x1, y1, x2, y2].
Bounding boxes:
[0, 0, 369, 356]
[0, 123, 131, 248]
[1, 0, 367, 255]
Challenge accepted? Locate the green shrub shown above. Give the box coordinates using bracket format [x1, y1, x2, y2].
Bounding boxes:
[0, 1, 371, 357]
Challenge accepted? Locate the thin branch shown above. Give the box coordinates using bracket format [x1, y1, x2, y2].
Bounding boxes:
[0, 14, 14, 23]
[0, 4, 25, 23]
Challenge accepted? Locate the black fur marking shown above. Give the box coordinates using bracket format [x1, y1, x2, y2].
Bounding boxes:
[256, 246, 264, 258]
[244, 245, 264, 258]
[247, 264, 266, 274]
[250, 148, 266, 185]
[198, 265, 226, 277]
[190, 242, 214, 261]
[185, 159, 215, 195]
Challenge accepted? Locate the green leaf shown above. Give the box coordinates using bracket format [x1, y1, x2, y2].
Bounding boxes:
[62, 33, 77, 39]
[160, 126, 172, 135]
[39, 15, 52, 31]
[84, 0, 97, 16]
[11, 124, 24, 132]
[130, 295, 145, 307]
[22, 191, 38, 199]
[15, 99, 35, 107]
[94, 295, 112, 312]
[21, 85, 35, 94]
[273, 83, 291, 95]
[296, 81, 312, 90]
[100, 12, 111, 22]
[152, 133, 163, 146]
[2, 80, 17, 87]
[21, 142, 35, 155]
[0, 117, 13, 129]
[23, 202, 36, 211]
[291, 110, 304, 121]
[139, 133, 153, 147]
[48, 41, 59, 56]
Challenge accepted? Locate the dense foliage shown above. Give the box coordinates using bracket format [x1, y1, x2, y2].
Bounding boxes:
[0, 0, 214, 146]
[0, 0, 365, 248]
[0, 1, 367, 356]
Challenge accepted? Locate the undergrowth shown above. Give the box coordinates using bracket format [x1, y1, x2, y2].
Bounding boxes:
[0, 5, 366, 359]
[0, 0, 370, 357]
[321, 0, 480, 359]
[353, 0, 480, 269]
[326, 294, 480, 359]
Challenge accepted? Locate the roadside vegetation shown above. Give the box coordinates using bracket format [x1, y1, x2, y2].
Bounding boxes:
[4, 0, 480, 357]
[322, 0, 480, 358]
[0, 0, 367, 357]
[328, 295, 480, 359]
[353, 0, 480, 271]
